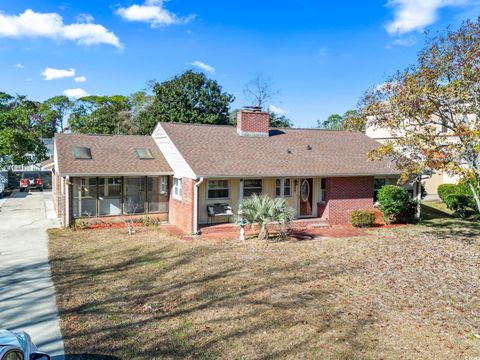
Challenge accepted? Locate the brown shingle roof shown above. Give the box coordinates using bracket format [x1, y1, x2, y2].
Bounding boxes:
[160, 123, 399, 177]
[55, 133, 172, 176]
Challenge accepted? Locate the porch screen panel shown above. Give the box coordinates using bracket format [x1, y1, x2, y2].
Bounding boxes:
[147, 176, 168, 213]
[73, 177, 97, 218]
[99, 177, 122, 216]
[124, 177, 146, 214]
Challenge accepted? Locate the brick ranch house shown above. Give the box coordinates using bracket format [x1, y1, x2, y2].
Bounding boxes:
[53, 110, 401, 233]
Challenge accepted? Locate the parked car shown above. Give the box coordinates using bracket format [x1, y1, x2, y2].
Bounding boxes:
[0, 329, 50, 359]
[19, 172, 43, 192]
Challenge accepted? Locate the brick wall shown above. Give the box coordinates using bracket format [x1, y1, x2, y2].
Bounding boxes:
[168, 177, 195, 233]
[237, 110, 269, 136]
[317, 176, 374, 225]
[52, 169, 61, 216]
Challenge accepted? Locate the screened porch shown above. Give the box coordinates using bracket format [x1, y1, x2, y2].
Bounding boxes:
[72, 175, 169, 218]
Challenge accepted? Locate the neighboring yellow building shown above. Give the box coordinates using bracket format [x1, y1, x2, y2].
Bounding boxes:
[365, 123, 457, 198]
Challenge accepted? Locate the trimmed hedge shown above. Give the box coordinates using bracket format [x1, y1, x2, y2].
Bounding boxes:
[377, 185, 417, 224]
[437, 184, 457, 202]
[350, 210, 376, 228]
[444, 193, 469, 218]
[437, 182, 479, 215]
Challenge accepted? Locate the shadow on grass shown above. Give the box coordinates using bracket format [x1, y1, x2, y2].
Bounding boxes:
[61, 355, 121, 360]
[48, 227, 378, 359]
[419, 202, 480, 244]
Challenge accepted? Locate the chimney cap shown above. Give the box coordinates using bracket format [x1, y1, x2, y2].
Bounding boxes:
[242, 105, 263, 112]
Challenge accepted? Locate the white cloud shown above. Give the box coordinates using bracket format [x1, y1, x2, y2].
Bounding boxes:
[189, 60, 215, 74]
[76, 13, 94, 23]
[386, 35, 417, 49]
[385, 0, 471, 35]
[41, 67, 75, 80]
[116, 0, 195, 28]
[74, 75, 87, 83]
[269, 105, 288, 115]
[0, 9, 122, 48]
[13, 63, 24, 69]
[63, 88, 88, 99]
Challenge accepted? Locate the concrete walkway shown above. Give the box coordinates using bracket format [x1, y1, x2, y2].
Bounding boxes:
[0, 190, 64, 359]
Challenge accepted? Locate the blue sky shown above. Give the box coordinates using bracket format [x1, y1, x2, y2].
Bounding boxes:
[0, 0, 478, 127]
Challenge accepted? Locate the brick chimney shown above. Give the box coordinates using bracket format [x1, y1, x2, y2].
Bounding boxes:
[237, 108, 270, 137]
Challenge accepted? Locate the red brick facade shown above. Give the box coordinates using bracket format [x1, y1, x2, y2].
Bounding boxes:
[53, 174, 375, 230]
[236, 110, 270, 136]
[318, 176, 375, 225]
[168, 177, 196, 233]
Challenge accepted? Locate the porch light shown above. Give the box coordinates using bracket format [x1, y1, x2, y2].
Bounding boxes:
[294, 179, 299, 193]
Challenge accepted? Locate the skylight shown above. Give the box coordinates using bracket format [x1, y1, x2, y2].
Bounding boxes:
[73, 146, 92, 160]
[135, 148, 154, 159]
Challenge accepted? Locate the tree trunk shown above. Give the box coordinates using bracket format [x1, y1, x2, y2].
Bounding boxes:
[258, 225, 268, 240]
[467, 178, 480, 213]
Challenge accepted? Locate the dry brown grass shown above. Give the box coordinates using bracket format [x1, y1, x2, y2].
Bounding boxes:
[48, 220, 480, 360]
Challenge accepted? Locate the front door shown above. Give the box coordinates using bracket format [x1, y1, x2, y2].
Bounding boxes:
[299, 178, 313, 217]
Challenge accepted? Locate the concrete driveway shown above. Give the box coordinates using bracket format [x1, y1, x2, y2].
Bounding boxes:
[0, 190, 64, 359]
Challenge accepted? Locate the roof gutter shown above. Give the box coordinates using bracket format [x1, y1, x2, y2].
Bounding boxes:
[193, 177, 204, 235]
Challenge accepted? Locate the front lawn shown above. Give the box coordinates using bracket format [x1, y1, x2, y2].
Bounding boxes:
[49, 221, 480, 359]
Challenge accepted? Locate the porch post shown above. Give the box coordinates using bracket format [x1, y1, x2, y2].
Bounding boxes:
[238, 179, 244, 211]
[280, 178, 285, 198]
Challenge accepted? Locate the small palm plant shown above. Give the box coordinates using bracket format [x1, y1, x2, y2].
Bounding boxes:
[239, 194, 295, 240]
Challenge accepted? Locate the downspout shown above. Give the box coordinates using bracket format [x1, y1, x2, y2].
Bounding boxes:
[65, 175, 70, 227]
[193, 177, 204, 234]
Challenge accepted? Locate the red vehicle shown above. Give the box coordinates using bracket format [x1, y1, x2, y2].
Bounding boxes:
[19, 172, 43, 192]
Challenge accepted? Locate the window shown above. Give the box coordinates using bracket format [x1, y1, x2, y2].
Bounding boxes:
[73, 146, 92, 160]
[243, 179, 262, 197]
[441, 119, 448, 133]
[208, 180, 229, 199]
[135, 148, 154, 159]
[276, 179, 291, 197]
[73, 177, 97, 217]
[124, 177, 145, 214]
[147, 176, 168, 213]
[320, 178, 327, 204]
[160, 176, 168, 195]
[374, 178, 386, 203]
[99, 177, 122, 216]
[173, 178, 182, 200]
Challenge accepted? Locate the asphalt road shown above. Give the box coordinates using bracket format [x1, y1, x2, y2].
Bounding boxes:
[0, 190, 64, 359]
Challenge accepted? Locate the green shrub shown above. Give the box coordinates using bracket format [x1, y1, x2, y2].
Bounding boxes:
[377, 185, 412, 224]
[350, 210, 376, 228]
[437, 184, 457, 202]
[438, 182, 479, 214]
[239, 194, 295, 240]
[140, 215, 158, 227]
[444, 193, 469, 218]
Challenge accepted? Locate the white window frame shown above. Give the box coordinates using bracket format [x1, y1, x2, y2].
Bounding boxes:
[173, 177, 182, 200]
[319, 178, 326, 204]
[243, 179, 263, 198]
[160, 176, 168, 195]
[276, 178, 291, 197]
[207, 179, 230, 200]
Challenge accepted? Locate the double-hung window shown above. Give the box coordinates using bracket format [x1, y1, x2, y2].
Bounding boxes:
[243, 179, 262, 197]
[173, 178, 182, 200]
[320, 178, 327, 204]
[208, 180, 229, 199]
[275, 179, 291, 197]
